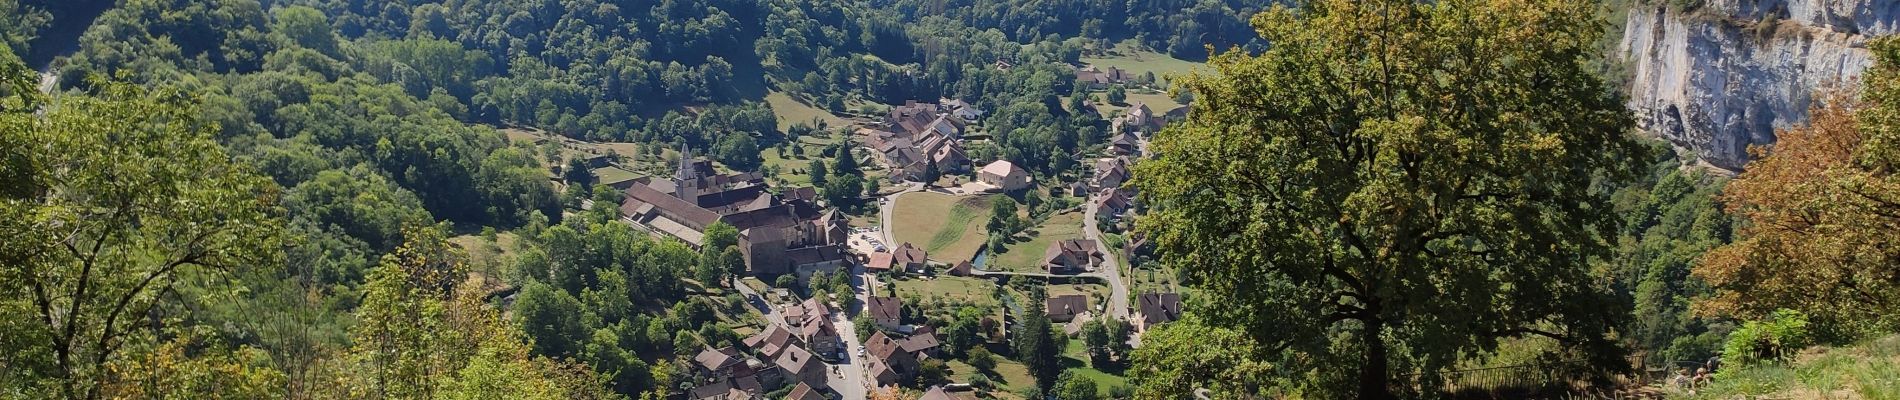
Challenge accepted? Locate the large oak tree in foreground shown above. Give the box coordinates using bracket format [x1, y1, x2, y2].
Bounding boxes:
[1130, 0, 1639, 398]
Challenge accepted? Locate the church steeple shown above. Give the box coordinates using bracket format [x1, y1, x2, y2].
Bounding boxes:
[673, 143, 699, 202]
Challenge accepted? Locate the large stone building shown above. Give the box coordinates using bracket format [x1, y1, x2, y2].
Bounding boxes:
[620, 145, 850, 276]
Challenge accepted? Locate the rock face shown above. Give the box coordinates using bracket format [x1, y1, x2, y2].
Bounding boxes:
[1620, 0, 1899, 170]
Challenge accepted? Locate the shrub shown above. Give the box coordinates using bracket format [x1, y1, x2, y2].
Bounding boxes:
[1722, 309, 1812, 369]
[968, 347, 997, 371]
[969, 373, 993, 390]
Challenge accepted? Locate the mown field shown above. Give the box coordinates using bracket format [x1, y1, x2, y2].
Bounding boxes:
[1081, 44, 1205, 86]
[764, 90, 851, 131]
[892, 192, 994, 264]
[992, 211, 1088, 274]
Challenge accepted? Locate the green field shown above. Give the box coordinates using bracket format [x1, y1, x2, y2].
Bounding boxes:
[591, 166, 640, 185]
[950, 357, 1037, 397]
[1080, 43, 1205, 86]
[448, 231, 520, 270]
[501, 127, 678, 176]
[1048, 282, 1110, 307]
[992, 211, 1088, 273]
[758, 134, 852, 187]
[1091, 90, 1183, 117]
[765, 90, 850, 131]
[1055, 338, 1130, 392]
[892, 192, 994, 263]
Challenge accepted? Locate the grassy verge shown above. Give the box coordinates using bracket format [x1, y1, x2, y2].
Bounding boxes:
[1678, 335, 1900, 399]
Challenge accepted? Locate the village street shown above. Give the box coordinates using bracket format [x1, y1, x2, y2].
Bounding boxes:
[733, 276, 867, 399]
[1081, 193, 1131, 319]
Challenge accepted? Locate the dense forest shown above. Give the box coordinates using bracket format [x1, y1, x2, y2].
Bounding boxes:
[3, 0, 1898, 399]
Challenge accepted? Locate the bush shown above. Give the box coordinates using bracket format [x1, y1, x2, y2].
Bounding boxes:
[969, 373, 993, 390]
[968, 347, 997, 371]
[1722, 309, 1812, 369]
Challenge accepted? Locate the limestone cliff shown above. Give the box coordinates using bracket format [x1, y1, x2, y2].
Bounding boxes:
[1620, 0, 1898, 170]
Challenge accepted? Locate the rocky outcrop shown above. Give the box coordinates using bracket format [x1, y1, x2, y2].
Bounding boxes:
[1620, 0, 1898, 170]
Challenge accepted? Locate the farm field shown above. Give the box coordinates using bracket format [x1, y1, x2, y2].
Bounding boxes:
[892, 192, 994, 264]
[1080, 43, 1205, 86]
[764, 90, 851, 131]
[992, 211, 1088, 274]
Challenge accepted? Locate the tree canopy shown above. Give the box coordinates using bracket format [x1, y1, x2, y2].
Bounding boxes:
[1130, 0, 1641, 397]
[0, 69, 285, 398]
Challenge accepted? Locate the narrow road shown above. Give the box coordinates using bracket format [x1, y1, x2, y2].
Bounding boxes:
[729, 277, 775, 317]
[829, 305, 867, 400]
[878, 182, 924, 246]
[1083, 175, 1132, 319]
[38, 71, 56, 94]
[733, 276, 868, 399]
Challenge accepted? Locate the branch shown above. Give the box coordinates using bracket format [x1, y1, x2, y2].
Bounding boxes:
[96, 254, 199, 366]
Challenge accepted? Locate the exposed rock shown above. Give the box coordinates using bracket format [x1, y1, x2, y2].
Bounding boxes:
[1619, 0, 1897, 170]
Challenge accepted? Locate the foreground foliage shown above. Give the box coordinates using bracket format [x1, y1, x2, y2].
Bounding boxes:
[1679, 335, 1900, 400]
[1131, 0, 1641, 397]
[0, 56, 284, 398]
[1696, 39, 1900, 338]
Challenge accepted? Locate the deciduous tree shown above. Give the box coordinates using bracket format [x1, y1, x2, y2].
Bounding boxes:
[1697, 40, 1900, 335]
[1131, 0, 1639, 397]
[0, 74, 284, 399]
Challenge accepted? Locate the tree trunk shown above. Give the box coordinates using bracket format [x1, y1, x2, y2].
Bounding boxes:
[1359, 318, 1395, 400]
